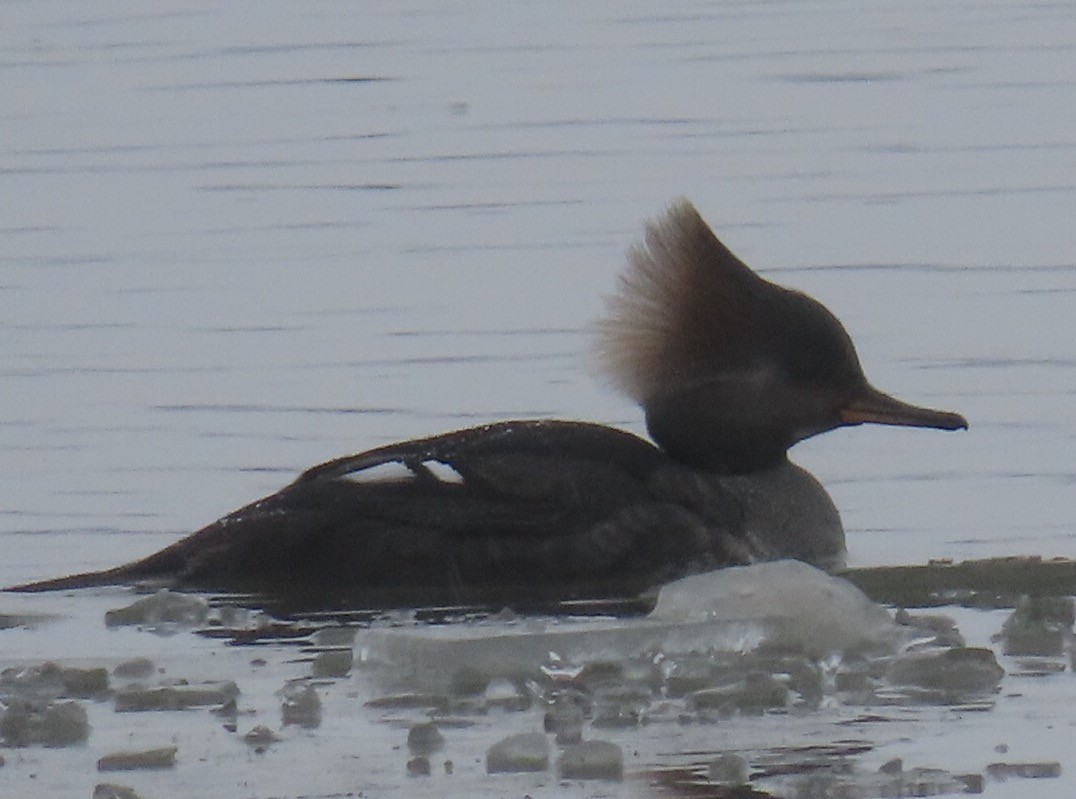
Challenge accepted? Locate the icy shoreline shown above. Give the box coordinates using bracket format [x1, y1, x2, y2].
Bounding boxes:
[2, 561, 1072, 798]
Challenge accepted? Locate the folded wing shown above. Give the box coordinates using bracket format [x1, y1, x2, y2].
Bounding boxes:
[9, 421, 749, 606]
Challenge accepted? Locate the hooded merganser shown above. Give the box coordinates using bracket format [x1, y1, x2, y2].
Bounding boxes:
[8, 200, 967, 606]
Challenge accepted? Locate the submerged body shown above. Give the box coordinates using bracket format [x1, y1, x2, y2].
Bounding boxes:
[9, 201, 966, 606]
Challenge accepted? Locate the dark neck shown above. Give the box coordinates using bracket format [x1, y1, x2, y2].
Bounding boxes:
[643, 378, 835, 474]
[646, 405, 788, 474]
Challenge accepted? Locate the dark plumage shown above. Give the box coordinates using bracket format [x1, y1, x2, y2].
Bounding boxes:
[8, 201, 966, 607]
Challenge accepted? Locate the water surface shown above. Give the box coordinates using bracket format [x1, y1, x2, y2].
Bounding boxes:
[2, 2, 1075, 797]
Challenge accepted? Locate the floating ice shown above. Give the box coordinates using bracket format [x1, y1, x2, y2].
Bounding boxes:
[788, 763, 981, 798]
[1, 660, 108, 699]
[93, 785, 145, 799]
[97, 746, 178, 771]
[407, 755, 432, 776]
[112, 658, 156, 680]
[997, 595, 1075, 656]
[708, 753, 749, 785]
[591, 683, 651, 728]
[105, 589, 209, 630]
[485, 731, 549, 773]
[365, 692, 449, 711]
[543, 691, 586, 743]
[407, 721, 444, 754]
[651, 560, 897, 656]
[312, 626, 357, 647]
[895, 609, 966, 648]
[685, 671, 791, 717]
[885, 647, 1004, 700]
[0, 698, 89, 747]
[986, 761, 1062, 780]
[114, 680, 239, 712]
[357, 561, 898, 693]
[213, 695, 238, 733]
[243, 724, 281, 748]
[484, 676, 530, 712]
[557, 739, 623, 780]
[448, 666, 489, 696]
[311, 648, 353, 677]
[281, 682, 321, 728]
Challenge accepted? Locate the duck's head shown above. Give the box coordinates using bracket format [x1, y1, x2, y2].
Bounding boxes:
[598, 199, 967, 474]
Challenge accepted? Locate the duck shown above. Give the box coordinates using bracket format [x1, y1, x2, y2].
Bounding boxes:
[7, 200, 967, 607]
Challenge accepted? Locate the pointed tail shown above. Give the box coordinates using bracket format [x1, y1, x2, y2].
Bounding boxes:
[6, 566, 131, 593]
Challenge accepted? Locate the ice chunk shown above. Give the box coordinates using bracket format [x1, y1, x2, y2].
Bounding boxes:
[407, 755, 432, 776]
[0, 698, 89, 747]
[484, 677, 530, 712]
[543, 691, 586, 744]
[985, 761, 1062, 780]
[105, 589, 209, 630]
[686, 671, 790, 717]
[0, 661, 109, 699]
[664, 656, 717, 697]
[58, 665, 109, 697]
[281, 682, 321, 728]
[311, 648, 353, 678]
[834, 658, 874, 699]
[651, 560, 897, 656]
[567, 660, 617, 689]
[790, 765, 978, 798]
[486, 731, 549, 773]
[365, 692, 449, 711]
[450, 666, 489, 696]
[407, 721, 444, 755]
[0, 662, 68, 700]
[243, 724, 281, 748]
[997, 596, 1075, 656]
[885, 647, 1004, 698]
[312, 626, 357, 647]
[0, 610, 56, 631]
[114, 681, 239, 712]
[112, 658, 156, 680]
[557, 740, 623, 780]
[358, 563, 895, 694]
[93, 785, 145, 799]
[895, 609, 966, 648]
[359, 621, 672, 692]
[591, 684, 651, 728]
[97, 746, 178, 771]
[217, 701, 239, 734]
[708, 753, 749, 785]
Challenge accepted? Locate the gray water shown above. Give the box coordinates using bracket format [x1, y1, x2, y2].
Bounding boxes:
[2, 2, 1075, 797]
